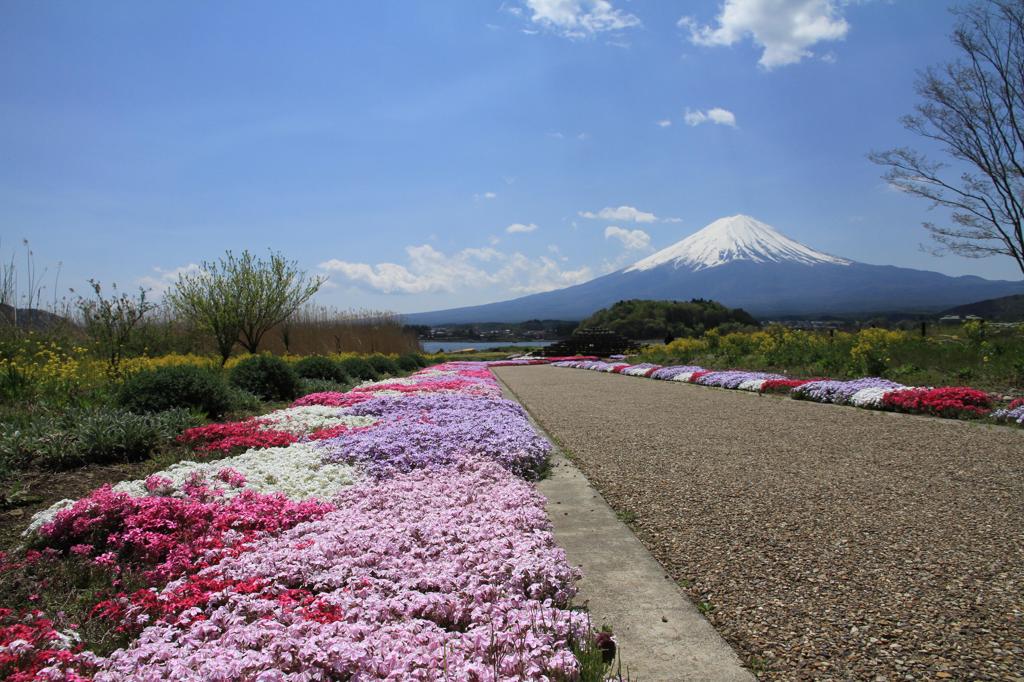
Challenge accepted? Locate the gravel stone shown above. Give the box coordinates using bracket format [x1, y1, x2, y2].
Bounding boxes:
[494, 365, 1024, 681]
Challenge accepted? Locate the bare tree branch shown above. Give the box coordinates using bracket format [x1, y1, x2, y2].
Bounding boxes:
[870, 0, 1024, 277]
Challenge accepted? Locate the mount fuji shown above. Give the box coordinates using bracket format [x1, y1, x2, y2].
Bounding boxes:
[404, 215, 1024, 324]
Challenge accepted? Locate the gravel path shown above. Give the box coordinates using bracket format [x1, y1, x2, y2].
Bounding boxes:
[494, 365, 1024, 681]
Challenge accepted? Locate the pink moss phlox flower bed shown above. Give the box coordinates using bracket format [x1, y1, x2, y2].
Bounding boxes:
[8, 359, 601, 680]
[89, 459, 587, 681]
[38, 484, 335, 584]
[352, 376, 502, 397]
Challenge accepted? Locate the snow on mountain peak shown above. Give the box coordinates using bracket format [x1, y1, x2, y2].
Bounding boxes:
[624, 214, 852, 273]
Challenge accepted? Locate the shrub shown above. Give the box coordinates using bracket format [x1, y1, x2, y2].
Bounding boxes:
[338, 356, 378, 382]
[118, 365, 233, 418]
[0, 407, 196, 470]
[298, 378, 350, 395]
[228, 354, 300, 402]
[0, 364, 31, 403]
[367, 354, 400, 376]
[293, 355, 348, 383]
[396, 353, 423, 372]
[226, 385, 263, 413]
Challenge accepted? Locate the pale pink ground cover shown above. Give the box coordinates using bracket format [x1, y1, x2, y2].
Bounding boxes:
[91, 459, 586, 681]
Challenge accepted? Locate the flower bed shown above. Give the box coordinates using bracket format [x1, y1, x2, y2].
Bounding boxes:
[8, 360, 612, 680]
[90, 460, 586, 680]
[693, 370, 786, 391]
[551, 360, 1020, 425]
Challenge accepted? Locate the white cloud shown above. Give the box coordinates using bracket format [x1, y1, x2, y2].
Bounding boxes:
[547, 244, 570, 261]
[656, 119, 673, 128]
[319, 244, 591, 296]
[137, 263, 200, 294]
[506, 222, 539, 234]
[663, 216, 684, 224]
[680, 0, 849, 69]
[521, 0, 641, 39]
[684, 107, 737, 127]
[579, 205, 658, 223]
[604, 226, 651, 250]
[473, 191, 498, 201]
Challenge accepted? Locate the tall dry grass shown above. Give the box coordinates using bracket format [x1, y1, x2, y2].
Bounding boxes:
[260, 306, 421, 356]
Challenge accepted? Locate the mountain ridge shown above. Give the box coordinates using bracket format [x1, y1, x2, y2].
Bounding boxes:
[404, 216, 1024, 325]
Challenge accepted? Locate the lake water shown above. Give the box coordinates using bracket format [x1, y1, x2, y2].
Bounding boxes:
[420, 340, 554, 354]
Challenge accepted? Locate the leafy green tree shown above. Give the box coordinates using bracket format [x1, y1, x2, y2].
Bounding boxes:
[577, 299, 757, 340]
[168, 250, 324, 363]
[167, 262, 243, 365]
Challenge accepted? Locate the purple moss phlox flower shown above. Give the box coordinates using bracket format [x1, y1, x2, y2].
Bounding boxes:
[320, 393, 552, 479]
[694, 370, 785, 389]
[793, 377, 905, 404]
[649, 365, 705, 380]
[992, 405, 1024, 425]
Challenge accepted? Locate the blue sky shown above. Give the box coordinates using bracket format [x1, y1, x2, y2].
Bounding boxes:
[3, 0, 1019, 314]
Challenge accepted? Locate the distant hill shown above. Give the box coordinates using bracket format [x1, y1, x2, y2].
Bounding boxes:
[577, 299, 757, 339]
[403, 215, 1024, 324]
[942, 294, 1024, 321]
[0, 304, 71, 331]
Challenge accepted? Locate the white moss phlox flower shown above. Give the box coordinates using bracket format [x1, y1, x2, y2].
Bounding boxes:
[849, 386, 901, 408]
[257, 406, 377, 435]
[113, 442, 362, 500]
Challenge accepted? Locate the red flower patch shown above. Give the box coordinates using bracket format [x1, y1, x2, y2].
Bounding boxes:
[291, 392, 374, 408]
[760, 378, 821, 394]
[39, 485, 335, 584]
[882, 386, 993, 418]
[178, 421, 297, 452]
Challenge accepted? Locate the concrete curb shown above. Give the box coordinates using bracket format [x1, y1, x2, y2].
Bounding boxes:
[496, 370, 754, 682]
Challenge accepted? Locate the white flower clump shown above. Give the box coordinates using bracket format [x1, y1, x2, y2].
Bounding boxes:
[25, 499, 76, 536]
[113, 441, 362, 500]
[257, 406, 377, 435]
[848, 386, 901, 408]
[671, 372, 699, 382]
[737, 379, 768, 392]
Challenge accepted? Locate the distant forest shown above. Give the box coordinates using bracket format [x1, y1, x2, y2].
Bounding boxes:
[577, 299, 758, 340]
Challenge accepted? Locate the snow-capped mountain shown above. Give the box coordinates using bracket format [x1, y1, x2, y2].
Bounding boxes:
[625, 215, 850, 272]
[404, 216, 1024, 324]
